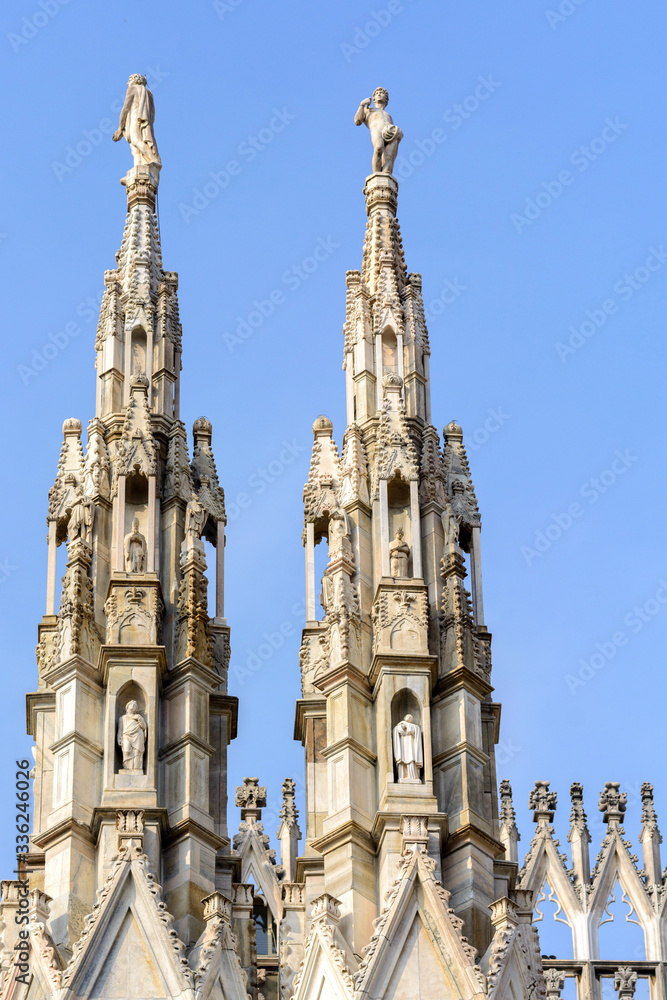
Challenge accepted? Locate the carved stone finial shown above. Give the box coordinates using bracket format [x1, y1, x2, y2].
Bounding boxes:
[529, 780, 557, 825]
[544, 968, 566, 998]
[129, 368, 150, 391]
[112, 74, 161, 170]
[499, 779, 518, 831]
[599, 782, 627, 828]
[569, 782, 589, 834]
[235, 777, 267, 823]
[640, 782, 660, 835]
[613, 967, 638, 998]
[62, 417, 82, 436]
[354, 87, 403, 175]
[279, 778, 299, 827]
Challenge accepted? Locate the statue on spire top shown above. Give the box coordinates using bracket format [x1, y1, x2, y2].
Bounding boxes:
[354, 87, 403, 175]
[112, 74, 161, 170]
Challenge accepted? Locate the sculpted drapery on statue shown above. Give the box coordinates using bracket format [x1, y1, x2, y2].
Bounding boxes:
[112, 73, 161, 169]
[393, 714, 423, 783]
[124, 517, 147, 573]
[68, 493, 94, 546]
[389, 526, 410, 578]
[185, 492, 207, 541]
[117, 700, 147, 771]
[354, 87, 403, 175]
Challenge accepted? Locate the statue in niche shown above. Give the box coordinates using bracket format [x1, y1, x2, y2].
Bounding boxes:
[354, 87, 403, 175]
[124, 517, 147, 573]
[393, 714, 423, 783]
[328, 508, 350, 562]
[441, 503, 460, 548]
[389, 526, 410, 578]
[112, 74, 161, 169]
[68, 493, 94, 546]
[185, 492, 207, 541]
[117, 700, 147, 771]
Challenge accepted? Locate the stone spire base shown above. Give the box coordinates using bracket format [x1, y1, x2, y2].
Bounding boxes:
[363, 172, 398, 217]
[121, 163, 160, 210]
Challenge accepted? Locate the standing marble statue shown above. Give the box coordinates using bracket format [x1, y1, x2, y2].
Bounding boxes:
[185, 492, 207, 541]
[441, 503, 460, 548]
[393, 714, 423, 783]
[354, 87, 403, 175]
[112, 74, 161, 168]
[389, 527, 410, 578]
[68, 493, 94, 545]
[124, 518, 147, 573]
[117, 700, 147, 771]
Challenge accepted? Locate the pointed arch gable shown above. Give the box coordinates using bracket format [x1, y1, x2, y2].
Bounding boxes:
[356, 850, 486, 1000]
[61, 852, 194, 1000]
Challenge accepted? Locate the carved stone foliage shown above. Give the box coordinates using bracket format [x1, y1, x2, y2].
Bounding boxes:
[114, 372, 157, 485]
[84, 418, 111, 499]
[55, 540, 102, 665]
[401, 271, 430, 353]
[163, 420, 193, 502]
[105, 580, 162, 645]
[372, 584, 428, 655]
[372, 375, 419, 498]
[342, 269, 372, 354]
[339, 426, 370, 507]
[442, 422, 481, 532]
[303, 417, 341, 528]
[191, 417, 226, 525]
[544, 968, 566, 998]
[614, 967, 638, 998]
[48, 418, 86, 539]
[529, 780, 557, 824]
[419, 424, 447, 508]
[439, 550, 484, 677]
[299, 627, 330, 695]
[235, 777, 267, 817]
[599, 782, 627, 826]
[175, 542, 212, 667]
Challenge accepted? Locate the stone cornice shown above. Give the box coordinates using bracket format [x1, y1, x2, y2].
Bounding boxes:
[49, 732, 104, 758]
[97, 644, 168, 685]
[26, 691, 56, 736]
[319, 736, 377, 764]
[432, 740, 489, 770]
[158, 732, 215, 760]
[294, 853, 324, 883]
[43, 654, 103, 693]
[163, 655, 220, 694]
[445, 822, 505, 859]
[31, 817, 96, 852]
[164, 816, 226, 853]
[431, 665, 494, 703]
[481, 701, 502, 744]
[209, 693, 238, 741]
[294, 698, 327, 744]
[314, 663, 373, 698]
[311, 820, 375, 857]
[370, 657, 437, 695]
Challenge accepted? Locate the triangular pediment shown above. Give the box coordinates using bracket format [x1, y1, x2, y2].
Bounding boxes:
[61, 850, 194, 1000]
[291, 900, 356, 1000]
[233, 823, 283, 924]
[354, 848, 486, 1000]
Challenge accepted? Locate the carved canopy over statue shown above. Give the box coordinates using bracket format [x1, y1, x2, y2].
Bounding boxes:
[117, 700, 147, 771]
[393, 714, 423, 783]
[354, 87, 403, 175]
[112, 74, 161, 169]
[124, 517, 147, 573]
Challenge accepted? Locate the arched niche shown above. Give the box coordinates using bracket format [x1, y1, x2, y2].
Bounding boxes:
[387, 475, 411, 575]
[382, 328, 398, 374]
[115, 682, 147, 775]
[131, 326, 147, 375]
[390, 688, 423, 783]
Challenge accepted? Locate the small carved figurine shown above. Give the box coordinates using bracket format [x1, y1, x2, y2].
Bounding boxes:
[389, 526, 410, 578]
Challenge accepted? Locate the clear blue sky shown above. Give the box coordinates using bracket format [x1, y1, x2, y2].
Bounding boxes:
[0, 0, 665, 880]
